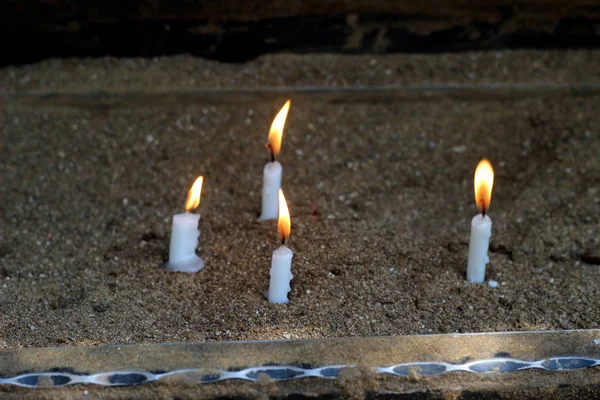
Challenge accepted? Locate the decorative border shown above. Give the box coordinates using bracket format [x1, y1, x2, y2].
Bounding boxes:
[1, 357, 598, 388]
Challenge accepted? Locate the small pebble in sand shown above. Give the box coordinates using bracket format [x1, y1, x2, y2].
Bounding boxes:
[452, 145, 466, 153]
[283, 333, 291, 339]
[488, 280, 499, 288]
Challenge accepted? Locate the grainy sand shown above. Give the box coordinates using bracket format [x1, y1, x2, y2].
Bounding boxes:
[0, 51, 599, 349]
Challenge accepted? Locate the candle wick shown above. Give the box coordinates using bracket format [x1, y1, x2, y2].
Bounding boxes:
[266, 143, 275, 163]
[480, 199, 486, 218]
[281, 236, 286, 246]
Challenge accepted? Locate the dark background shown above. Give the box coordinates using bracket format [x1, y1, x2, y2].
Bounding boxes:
[1, 0, 599, 66]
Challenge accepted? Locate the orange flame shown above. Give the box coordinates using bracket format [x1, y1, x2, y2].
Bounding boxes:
[185, 176, 204, 211]
[278, 189, 291, 242]
[267, 100, 291, 158]
[474, 159, 494, 214]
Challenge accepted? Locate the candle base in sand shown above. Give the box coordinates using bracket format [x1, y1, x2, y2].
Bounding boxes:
[162, 256, 205, 273]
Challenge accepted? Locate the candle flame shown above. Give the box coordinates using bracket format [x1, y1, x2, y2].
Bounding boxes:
[278, 189, 291, 242]
[267, 100, 291, 158]
[474, 159, 494, 214]
[185, 176, 204, 211]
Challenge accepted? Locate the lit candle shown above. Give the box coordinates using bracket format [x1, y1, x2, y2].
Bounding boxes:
[163, 176, 205, 273]
[260, 100, 291, 220]
[268, 189, 294, 303]
[467, 159, 495, 283]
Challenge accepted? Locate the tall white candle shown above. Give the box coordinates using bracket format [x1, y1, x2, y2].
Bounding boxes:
[268, 189, 294, 303]
[467, 214, 492, 282]
[260, 161, 282, 220]
[466, 159, 495, 283]
[260, 100, 291, 221]
[164, 176, 205, 273]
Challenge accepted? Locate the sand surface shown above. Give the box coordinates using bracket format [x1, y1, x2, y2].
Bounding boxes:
[0, 51, 599, 349]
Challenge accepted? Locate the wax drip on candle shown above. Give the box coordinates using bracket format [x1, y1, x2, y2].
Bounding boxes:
[260, 100, 291, 221]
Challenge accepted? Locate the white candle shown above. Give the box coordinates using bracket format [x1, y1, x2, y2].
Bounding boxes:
[163, 176, 205, 273]
[269, 245, 294, 303]
[467, 214, 492, 282]
[260, 100, 291, 221]
[260, 161, 282, 220]
[268, 189, 294, 303]
[466, 159, 494, 283]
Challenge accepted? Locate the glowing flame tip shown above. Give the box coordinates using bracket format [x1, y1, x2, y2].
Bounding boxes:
[267, 100, 291, 158]
[278, 189, 291, 242]
[474, 159, 494, 214]
[185, 176, 204, 211]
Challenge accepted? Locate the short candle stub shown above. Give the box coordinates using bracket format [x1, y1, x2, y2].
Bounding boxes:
[467, 214, 492, 283]
[260, 100, 290, 221]
[165, 176, 205, 274]
[467, 159, 495, 283]
[268, 245, 294, 304]
[268, 189, 293, 304]
[163, 213, 205, 273]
